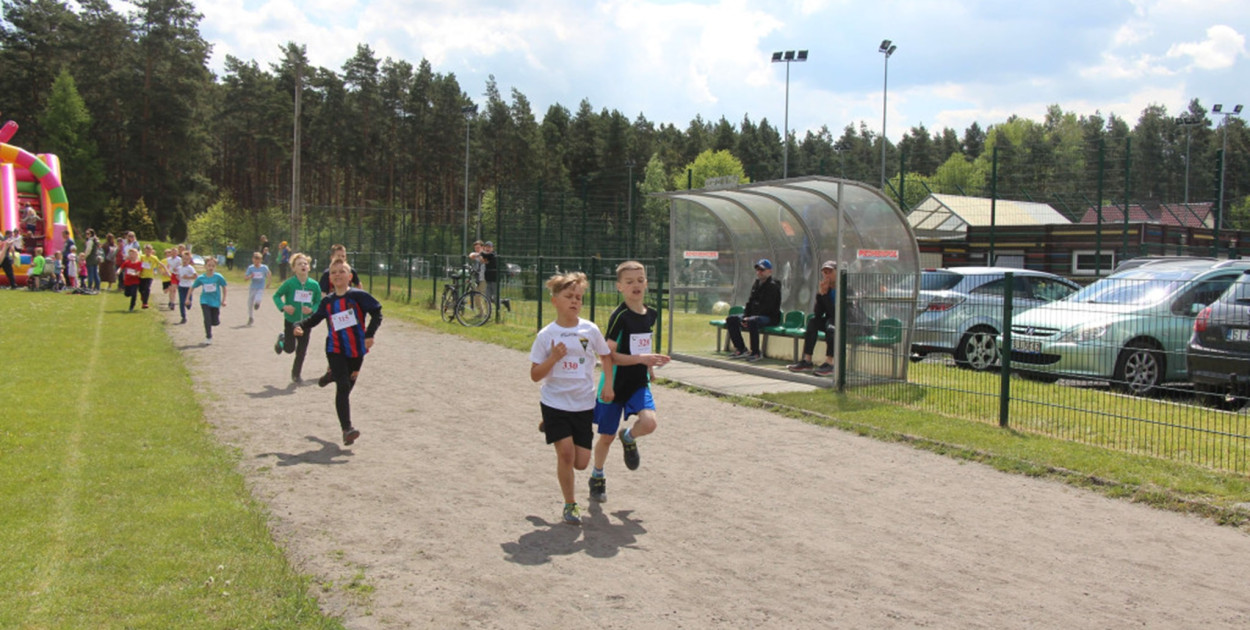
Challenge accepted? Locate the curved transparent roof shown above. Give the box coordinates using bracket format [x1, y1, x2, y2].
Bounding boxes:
[662, 176, 920, 312]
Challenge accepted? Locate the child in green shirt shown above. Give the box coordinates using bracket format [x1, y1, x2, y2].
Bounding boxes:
[271, 253, 322, 383]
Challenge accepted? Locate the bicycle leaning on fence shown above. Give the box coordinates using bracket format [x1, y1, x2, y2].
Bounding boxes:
[440, 265, 492, 327]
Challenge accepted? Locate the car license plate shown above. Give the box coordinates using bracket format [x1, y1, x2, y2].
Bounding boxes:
[1226, 329, 1250, 342]
[1017, 340, 1042, 354]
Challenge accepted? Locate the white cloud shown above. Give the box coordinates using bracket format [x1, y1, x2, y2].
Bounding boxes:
[1079, 52, 1174, 80]
[1165, 24, 1246, 70]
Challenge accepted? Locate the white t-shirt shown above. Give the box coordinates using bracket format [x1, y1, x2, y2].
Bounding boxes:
[529, 318, 609, 412]
[177, 263, 199, 287]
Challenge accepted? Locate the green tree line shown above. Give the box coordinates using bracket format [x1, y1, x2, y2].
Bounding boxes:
[2, 0, 1247, 244]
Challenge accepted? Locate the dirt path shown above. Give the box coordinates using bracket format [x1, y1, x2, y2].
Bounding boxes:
[164, 296, 1250, 629]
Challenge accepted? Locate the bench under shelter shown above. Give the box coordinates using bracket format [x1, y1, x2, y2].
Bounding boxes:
[658, 176, 921, 383]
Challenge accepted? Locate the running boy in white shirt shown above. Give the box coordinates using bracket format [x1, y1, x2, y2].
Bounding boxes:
[529, 271, 614, 526]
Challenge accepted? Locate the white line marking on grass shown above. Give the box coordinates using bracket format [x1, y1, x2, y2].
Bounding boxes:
[28, 295, 106, 614]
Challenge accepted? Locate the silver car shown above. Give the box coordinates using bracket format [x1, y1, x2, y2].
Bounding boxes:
[1010, 259, 1250, 395]
[911, 267, 1080, 370]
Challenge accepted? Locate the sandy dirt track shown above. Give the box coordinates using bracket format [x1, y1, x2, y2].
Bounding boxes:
[164, 296, 1250, 629]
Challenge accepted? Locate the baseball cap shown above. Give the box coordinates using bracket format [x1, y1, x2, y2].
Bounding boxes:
[754, 259, 772, 270]
[484, 241, 494, 247]
[821, 260, 837, 271]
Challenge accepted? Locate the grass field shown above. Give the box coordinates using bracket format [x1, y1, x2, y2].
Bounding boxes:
[0, 290, 341, 629]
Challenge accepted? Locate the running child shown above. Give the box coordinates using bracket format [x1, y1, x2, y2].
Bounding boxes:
[314, 244, 362, 387]
[529, 271, 614, 526]
[119, 247, 144, 309]
[271, 253, 321, 383]
[175, 250, 198, 324]
[164, 247, 181, 310]
[589, 261, 670, 503]
[185, 257, 227, 344]
[138, 243, 169, 310]
[293, 259, 382, 446]
[244, 251, 271, 326]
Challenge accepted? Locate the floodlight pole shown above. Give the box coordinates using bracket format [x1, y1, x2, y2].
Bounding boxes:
[462, 104, 477, 260]
[1176, 114, 1203, 204]
[1213, 104, 1243, 239]
[771, 50, 808, 179]
[625, 159, 636, 258]
[879, 40, 897, 190]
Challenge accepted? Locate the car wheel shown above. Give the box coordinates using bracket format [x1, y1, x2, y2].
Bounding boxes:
[954, 327, 999, 371]
[1113, 341, 1163, 396]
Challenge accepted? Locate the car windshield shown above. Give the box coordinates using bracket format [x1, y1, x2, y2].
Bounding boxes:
[920, 271, 962, 291]
[1068, 268, 1199, 305]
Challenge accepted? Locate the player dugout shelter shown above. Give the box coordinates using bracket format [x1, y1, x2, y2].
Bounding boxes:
[658, 176, 921, 382]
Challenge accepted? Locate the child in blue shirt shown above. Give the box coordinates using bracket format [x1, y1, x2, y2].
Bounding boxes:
[244, 251, 271, 326]
[185, 257, 228, 345]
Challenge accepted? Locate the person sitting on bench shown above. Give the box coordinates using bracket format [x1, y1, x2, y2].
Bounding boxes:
[725, 258, 782, 362]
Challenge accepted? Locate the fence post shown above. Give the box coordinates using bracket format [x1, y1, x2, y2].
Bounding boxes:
[406, 253, 413, 303]
[836, 269, 848, 392]
[999, 272, 1014, 428]
[590, 254, 599, 323]
[536, 255, 544, 330]
[654, 257, 664, 351]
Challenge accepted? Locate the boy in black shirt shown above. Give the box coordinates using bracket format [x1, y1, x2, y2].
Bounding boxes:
[589, 261, 671, 502]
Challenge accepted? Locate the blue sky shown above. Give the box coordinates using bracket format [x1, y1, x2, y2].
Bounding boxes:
[179, 0, 1246, 140]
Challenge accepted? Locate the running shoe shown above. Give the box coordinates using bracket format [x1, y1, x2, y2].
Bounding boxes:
[745, 352, 763, 362]
[728, 349, 750, 360]
[787, 359, 814, 372]
[274, 333, 284, 355]
[589, 477, 607, 503]
[253, 300, 261, 311]
[619, 429, 640, 470]
[813, 362, 834, 377]
[141, 303, 149, 309]
[562, 503, 582, 525]
[291, 374, 302, 384]
[318, 371, 333, 388]
[342, 428, 360, 446]
[205, 337, 213, 345]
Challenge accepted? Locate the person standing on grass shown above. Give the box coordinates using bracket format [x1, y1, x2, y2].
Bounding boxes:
[294, 259, 382, 446]
[186, 257, 227, 345]
[725, 258, 782, 362]
[787, 260, 841, 377]
[138, 244, 169, 310]
[225, 240, 236, 271]
[119, 247, 144, 310]
[82, 228, 101, 292]
[0, 231, 16, 289]
[175, 250, 198, 324]
[529, 271, 614, 526]
[99, 234, 117, 291]
[244, 251, 271, 326]
[272, 253, 321, 384]
[588, 261, 670, 503]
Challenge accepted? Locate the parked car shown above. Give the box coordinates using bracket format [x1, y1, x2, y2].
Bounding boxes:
[910, 267, 1080, 370]
[1113, 255, 1216, 273]
[1187, 269, 1250, 407]
[1009, 259, 1250, 395]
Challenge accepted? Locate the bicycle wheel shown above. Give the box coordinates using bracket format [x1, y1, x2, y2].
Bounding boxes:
[456, 291, 492, 327]
[440, 286, 456, 322]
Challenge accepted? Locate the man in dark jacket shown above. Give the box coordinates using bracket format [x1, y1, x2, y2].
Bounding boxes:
[726, 258, 782, 362]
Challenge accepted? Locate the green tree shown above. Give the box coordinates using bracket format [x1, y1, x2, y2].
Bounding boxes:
[38, 68, 107, 229]
[932, 153, 988, 195]
[672, 149, 749, 190]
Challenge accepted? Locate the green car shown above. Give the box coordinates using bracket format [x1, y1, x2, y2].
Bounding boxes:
[1008, 259, 1250, 395]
